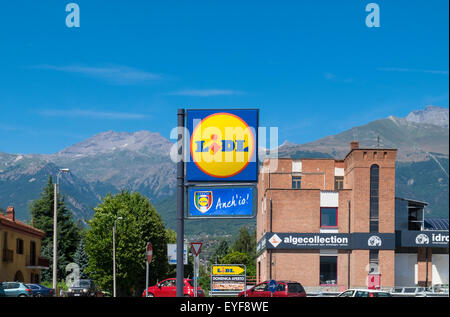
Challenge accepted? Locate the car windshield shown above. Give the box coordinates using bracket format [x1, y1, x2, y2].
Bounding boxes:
[71, 280, 91, 287]
[26, 284, 39, 290]
[186, 280, 194, 287]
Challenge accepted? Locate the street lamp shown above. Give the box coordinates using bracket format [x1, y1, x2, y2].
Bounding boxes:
[113, 216, 123, 298]
[53, 168, 70, 296]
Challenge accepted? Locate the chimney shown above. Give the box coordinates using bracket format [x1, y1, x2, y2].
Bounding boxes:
[6, 206, 15, 221]
[350, 141, 359, 151]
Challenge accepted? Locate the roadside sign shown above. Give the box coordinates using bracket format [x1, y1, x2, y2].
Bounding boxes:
[167, 244, 188, 265]
[146, 242, 153, 263]
[190, 242, 203, 257]
[187, 185, 256, 218]
[186, 109, 259, 182]
[269, 280, 277, 293]
[210, 264, 246, 296]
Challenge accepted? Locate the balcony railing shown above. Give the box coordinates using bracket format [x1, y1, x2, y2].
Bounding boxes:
[26, 255, 50, 269]
[2, 249, 14, 263]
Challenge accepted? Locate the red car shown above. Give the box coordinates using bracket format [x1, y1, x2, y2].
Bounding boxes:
[142, 278, 205, 297]
[238, 280, 307, 297]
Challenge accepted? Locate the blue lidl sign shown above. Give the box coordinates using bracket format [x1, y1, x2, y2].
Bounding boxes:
[186, 109, 258, 182]
[187, 186, 256, 218]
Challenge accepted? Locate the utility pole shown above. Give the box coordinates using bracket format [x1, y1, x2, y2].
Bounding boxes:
[53, 168, 70, 296]
[176, 109, 185, 297]
[113, 217, 122, 297]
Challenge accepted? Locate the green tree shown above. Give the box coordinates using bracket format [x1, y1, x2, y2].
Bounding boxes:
[220, 251, 251, 266]
[73, 237, 89, 279]
[225, 226, 257, 278]
[30, 175, 81, 282]
[85, 191, 170, 296]
[232, 227, 255, 256]
[211, 240, 229, 264]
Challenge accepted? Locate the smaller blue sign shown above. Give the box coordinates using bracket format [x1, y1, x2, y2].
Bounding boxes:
[188, 186, 255, 217]
[268, 280, 277, 293]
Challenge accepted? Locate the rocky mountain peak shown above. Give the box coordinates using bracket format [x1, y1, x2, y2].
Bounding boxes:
[405, 105, 449, 128]
[56, 130, 173, 157]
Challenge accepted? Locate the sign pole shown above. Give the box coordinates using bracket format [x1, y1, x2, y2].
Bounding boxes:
[145, 261, 149, 298]
[194, 254, 197, 297]
[145, 242, 152, 298]
[176, 109, 185, 297]
[196, 254, 200, 297]
[190, 242, 202, 298]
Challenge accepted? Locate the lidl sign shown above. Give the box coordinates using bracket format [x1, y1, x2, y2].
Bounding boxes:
[187, 186, 255, 218]
[186, 109, 258, 182]
[212, 265, 246, 276]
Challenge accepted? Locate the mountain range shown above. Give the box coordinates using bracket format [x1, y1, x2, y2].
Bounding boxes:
[0, 106, 448, 235]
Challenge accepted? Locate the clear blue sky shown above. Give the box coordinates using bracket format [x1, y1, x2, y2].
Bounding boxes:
[0, 0, 448, 154]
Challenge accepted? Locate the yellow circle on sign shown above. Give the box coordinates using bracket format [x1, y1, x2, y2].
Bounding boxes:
[190, 113, 255, 178]
[198, 197, 209, 206]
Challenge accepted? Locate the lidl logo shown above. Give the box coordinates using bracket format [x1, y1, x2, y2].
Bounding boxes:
[193, 191, 213, 213]
[187, 110, 258, 182]
[212, 265, 245, 276]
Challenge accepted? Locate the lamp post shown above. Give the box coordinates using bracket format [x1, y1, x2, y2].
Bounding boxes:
[113, 216, 123, 298]
[53, 168, 70, 296]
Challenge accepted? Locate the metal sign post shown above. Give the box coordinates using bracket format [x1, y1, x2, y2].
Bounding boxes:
[190, 242, 202, 298]
[176, 109, 185, 297]
[145, 242, 152, 298]
[179, 109, 259, 297]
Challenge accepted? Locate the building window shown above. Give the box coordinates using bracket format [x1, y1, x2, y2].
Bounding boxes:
[369, 250, 379, 274]
[292, 176, 302, 189]
[16, 239, 24, 255]
[334, 176, 344, 190]
[320, 207, 338, 227]
[370, 164, 379, 233]
[320, 256, 338, 285]
[30, 241, 36, 266]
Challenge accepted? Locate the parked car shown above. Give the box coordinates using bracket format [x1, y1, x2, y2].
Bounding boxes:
[26, 284, 55, 297]
[142, 278, 205, 297]
[0, 282, 34, 297]
[337, 289, 391, 297]
[66, 279, 102, 297]
[389, 287, 427, 297]
[426, 284, 449, 297]
[238, 281, 307, 297]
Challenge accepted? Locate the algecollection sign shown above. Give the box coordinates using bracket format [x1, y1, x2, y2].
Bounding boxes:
[187, 185, 256, 218]
[186, 109, 258, 182]
[257, 232, 396, 251]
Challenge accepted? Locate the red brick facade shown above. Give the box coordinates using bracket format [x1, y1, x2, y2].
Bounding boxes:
[256, 142, 398, 290]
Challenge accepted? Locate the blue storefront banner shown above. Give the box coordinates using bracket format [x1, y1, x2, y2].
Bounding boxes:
[186, 109, 258, 182]
[187, 186, 256, 218]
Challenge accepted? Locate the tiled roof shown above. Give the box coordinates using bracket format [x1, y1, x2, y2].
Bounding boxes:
[0, 214, 46, 238]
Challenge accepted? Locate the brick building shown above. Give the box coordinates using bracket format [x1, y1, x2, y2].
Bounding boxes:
[256, 141, 448, 291]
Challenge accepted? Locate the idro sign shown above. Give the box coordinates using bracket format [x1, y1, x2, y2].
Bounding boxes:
[186, 109, 258, 182]
[400, 230, 449, 248]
